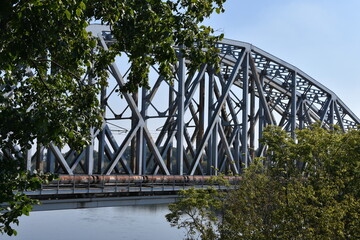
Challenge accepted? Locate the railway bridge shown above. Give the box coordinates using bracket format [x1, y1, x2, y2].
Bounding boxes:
[4, 24, 360, 209]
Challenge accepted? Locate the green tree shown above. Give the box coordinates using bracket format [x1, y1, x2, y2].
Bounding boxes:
[0, 0, 226, 235]
[167, 187, 222, 240]
[167, 125, 360, 239]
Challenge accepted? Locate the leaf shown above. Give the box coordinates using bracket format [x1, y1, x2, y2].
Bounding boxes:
[82, 28, 87, 38]
[76, 8, 82, 17]
[79, 2, 86, 10]
[64, 9, 71, 20]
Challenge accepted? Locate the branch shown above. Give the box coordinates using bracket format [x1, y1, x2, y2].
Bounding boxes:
[30, 60, 50, 91]
[35, 58, 84, 89]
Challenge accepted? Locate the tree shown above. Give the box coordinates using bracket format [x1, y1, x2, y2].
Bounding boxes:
[0, 0, 226, 235]
[167, 187, 222, 240]
[167, 125, 360, 239]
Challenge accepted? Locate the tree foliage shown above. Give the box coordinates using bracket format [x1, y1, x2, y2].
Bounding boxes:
[0, 0, 226, 236]
[167, 187, 222, 240]
[0, 0, 225, 149]
[0, 157, 55, 236]
[167, 125, 360, 239]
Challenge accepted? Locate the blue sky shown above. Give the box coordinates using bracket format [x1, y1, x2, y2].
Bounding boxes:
[205, 0, 360, 117]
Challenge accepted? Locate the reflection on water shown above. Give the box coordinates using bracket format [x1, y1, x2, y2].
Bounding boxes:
[2, 204, 184, 240]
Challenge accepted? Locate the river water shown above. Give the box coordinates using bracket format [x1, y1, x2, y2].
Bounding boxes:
[2, 204, 185, 240]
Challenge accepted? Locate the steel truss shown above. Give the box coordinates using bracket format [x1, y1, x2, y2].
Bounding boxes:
[5, 25, 360, 176]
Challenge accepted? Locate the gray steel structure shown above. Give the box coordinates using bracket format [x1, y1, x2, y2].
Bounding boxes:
[14, 25, 360, 177]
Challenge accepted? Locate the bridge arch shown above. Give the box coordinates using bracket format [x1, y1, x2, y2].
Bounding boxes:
[9, 25, 360, 176]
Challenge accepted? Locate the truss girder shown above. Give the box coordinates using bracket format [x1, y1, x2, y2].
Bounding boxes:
[5, 26, 359, 176]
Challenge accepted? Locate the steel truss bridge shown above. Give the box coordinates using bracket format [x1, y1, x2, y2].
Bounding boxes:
[3, 25, 360, 207]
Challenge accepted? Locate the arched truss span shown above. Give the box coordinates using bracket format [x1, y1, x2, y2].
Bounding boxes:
[12, 25, 360, 176]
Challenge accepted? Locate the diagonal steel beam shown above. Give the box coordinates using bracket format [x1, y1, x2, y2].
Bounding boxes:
[189, 50, 245, 175]
[319, 96, 332, 126]
[147, 65, 207, 171]
[249, 55, 274, 125]
[217, 124, 238, 174]
[70, 150, 85, 172]
[105, 123, 139, 175]
[98, 35, 170, 175]
[334, 100, 345, 131]
[49, 143, 73, 175]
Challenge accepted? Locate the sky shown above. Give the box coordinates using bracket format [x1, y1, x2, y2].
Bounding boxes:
[204, 0, 360, 117]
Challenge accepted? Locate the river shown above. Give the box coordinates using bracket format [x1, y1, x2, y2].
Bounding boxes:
[2, 204, 185, 240]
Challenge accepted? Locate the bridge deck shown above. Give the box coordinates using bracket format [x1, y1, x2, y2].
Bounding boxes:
[22, 176, 238, 211]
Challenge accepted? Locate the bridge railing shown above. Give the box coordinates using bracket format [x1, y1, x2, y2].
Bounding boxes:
[21, 175, 242, 199]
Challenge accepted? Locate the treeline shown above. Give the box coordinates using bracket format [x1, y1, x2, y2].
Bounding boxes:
[167, 124, 360, 240]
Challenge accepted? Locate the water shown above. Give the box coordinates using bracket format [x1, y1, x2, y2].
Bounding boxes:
[2, 204, 185, 240]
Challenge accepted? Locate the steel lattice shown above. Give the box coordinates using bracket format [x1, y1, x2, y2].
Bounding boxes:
[5, 25, 360, 176]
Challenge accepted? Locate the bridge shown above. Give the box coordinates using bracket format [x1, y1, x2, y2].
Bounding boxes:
[24, 175, 240, 211]
[4, 24, 360, 209]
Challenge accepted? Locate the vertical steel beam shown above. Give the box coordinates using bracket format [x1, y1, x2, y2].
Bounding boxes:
[207, 71, 214, 175]
[241, 52, 249, 167]
[131, 92, 138, 173]
[197, 77, 205, 171]
[249, 76, 255, 159]
[137, 88, 147, 175]
[97, 129, 105, 174]
[98, 84, 107, 174]
[258, 73, 265, 157]
[36, 145, 44, 171]
[329, 99, 334, 127]
[234, 130, 241, 171]
[212, 121, 219, 175]
[26, 149, 32, 172]
[299, 101, 304, 129]
[291, 71, 297, 138]
[176, 47, 185, 175]
[136, 126, 144, 175]
[167, 86, 174, 172]
[46, 150, 55, 173]
[85, 128, 94, 175]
